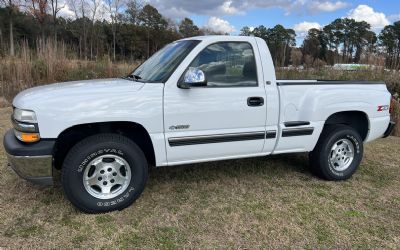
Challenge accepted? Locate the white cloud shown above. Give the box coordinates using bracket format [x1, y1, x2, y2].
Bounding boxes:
[147, 0, 243, 18]
[148, 0, 350, 19]
[293, 21, 321, 32]
[285, 0, 349, 15]
[158, 7, 191, 19]
[293, 21, 321, 38]
[58, 4, 75, 19]
[347, 5, 390, 30]
[219, 0, 244, 15]
[203, 17, 236, 34]
[310, 1, 348, 12]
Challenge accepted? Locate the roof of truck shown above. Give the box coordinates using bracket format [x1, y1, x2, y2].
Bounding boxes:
[180, 35, 258, 42]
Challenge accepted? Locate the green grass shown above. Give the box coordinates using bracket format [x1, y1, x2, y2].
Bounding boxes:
[0, 107, 399, 249]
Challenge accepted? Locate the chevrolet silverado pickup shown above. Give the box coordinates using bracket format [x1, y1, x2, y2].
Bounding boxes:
[4, 36, 395, 213]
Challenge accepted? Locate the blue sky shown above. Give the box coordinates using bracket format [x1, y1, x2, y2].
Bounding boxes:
[146, 0, 400, 44]
[204, 1, 400, 32]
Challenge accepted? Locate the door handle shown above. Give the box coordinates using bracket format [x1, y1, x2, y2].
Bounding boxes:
[247, 97, 264, 107]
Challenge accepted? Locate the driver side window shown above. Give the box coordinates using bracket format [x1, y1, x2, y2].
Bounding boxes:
[189, 42, 258, 87]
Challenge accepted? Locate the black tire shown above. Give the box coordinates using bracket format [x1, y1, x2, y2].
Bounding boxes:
[309, 125, 363, 181]
[61, 133, 148, 213]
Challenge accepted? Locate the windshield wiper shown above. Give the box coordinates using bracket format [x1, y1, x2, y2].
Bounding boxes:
[132, 74, 142, 80]
[122, 74, 144, 82]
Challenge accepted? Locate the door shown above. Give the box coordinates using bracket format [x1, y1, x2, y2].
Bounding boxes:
[164, 40, 268, 164]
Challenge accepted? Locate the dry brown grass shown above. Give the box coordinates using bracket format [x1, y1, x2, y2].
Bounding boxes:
[276, 68, 400, 95]
[0, 40, 136, 102]
[0, 107, 399, 249]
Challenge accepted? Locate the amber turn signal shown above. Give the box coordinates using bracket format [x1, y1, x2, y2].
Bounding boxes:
[14, 130, 40, 143]
[21, 133, 40, 143]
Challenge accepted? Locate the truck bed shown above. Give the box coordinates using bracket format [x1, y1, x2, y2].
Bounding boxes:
[272, 78, 390, 153]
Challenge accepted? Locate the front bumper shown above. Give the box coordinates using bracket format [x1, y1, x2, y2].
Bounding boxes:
[3, 129, 55, 186]
[382, 121, 396, 138]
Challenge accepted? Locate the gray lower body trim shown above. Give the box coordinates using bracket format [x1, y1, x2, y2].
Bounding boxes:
[6, 153, 53, 186]
[169, 130, 277, 147]
[383, 121, 395, 138]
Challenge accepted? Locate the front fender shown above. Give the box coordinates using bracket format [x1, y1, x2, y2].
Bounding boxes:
[14, 83, 164, 139]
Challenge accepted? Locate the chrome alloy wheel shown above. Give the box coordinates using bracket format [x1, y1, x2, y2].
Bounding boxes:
[83, 154, 131, 199]
[329, 139, 355, 171]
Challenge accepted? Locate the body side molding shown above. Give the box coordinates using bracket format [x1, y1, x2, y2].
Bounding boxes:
[168, 130, 277, 147]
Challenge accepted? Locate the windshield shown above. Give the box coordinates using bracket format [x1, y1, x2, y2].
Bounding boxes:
[130, 40, 200, 83]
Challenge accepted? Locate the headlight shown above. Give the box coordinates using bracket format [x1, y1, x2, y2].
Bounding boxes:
[12, 108, 40, 143]
[13, 108, 37, 123]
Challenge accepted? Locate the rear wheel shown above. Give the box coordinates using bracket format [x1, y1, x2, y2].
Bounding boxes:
[309, 125, 363, 180]
[61, 133, 148, 213]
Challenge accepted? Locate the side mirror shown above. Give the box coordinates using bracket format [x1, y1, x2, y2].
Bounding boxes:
[178, 67, 207, 89]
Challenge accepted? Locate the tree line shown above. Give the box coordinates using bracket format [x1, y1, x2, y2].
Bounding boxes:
[1, 0, 400, 70]
[0, 0, 218, 60]
[241, 19, 400, 69]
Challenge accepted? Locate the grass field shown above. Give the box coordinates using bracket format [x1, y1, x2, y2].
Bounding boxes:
[0, 107, 399, 249]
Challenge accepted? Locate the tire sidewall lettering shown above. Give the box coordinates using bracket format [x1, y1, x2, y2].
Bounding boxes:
[346, 134, 360, 154]
[96, 187, 136, 207]
[77, 148, 124, 173]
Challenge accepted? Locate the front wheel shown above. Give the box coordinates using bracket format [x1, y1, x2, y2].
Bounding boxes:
[61, 134, 148, 213]
[309, 125, 363, 181]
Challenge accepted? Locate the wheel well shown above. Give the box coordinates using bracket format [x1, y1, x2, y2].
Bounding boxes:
[53, 122, 156, 169]
[324, 111, 369, 141]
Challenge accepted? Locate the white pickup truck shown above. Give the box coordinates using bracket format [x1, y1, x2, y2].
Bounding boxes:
[4, 36, 395, 213]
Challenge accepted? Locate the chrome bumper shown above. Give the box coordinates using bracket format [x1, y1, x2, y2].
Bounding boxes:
[6, 153, 53, 185]
[3, 129, 55, 186]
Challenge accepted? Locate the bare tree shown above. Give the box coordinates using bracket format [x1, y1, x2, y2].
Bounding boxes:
[105, 0, 124, 60]
[290, 48, 302, 67]
[0, 0, 21, 56]
[125, 0, 142, 25]
[68, 0, 89, 58]
[89, 0, 101, 59]
[30, 0, 49, 38]
[49, 0, 64, 42]
[0, 26, 3, 51]
[124, 0, 143, 59]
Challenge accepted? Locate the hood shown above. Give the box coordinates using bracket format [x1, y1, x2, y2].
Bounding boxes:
[13, 78, 145, 109]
